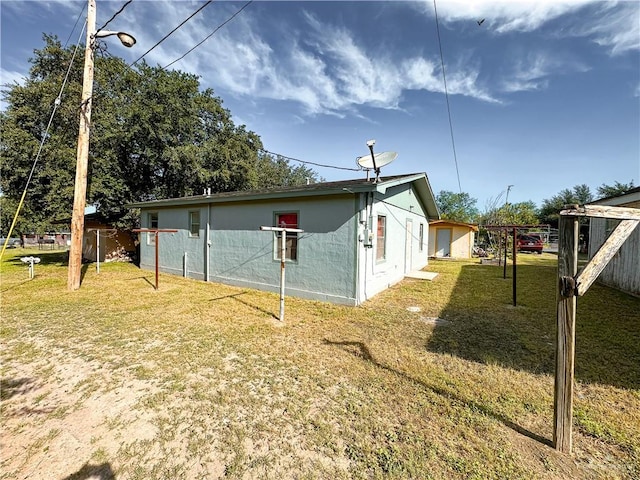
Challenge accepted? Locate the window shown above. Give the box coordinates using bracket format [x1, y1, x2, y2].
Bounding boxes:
[376, 215, 386, 261]
[189, 211, 200, 237]
[147, 212, 158, 245]
[419, 223, 424, 252]
[275, 212, 298, 261]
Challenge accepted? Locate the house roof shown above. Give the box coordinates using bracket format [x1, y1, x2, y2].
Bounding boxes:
[429, 219, 479, 231]
[127, 173, 441, 219]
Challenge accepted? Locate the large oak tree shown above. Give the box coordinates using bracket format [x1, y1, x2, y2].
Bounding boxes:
[1, 35, 318, 234]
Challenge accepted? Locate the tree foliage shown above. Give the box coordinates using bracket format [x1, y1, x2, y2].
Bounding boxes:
[596, 180, 635, 199]
[0, 35, 319, 233]
[435, 190, 479, 223]
[480, 200, 539, 226]
[538, 184, 594, 227]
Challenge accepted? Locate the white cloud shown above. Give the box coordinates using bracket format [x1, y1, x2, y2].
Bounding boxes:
[146, 8, 498, 116]
[0, 69, 27, 87]
[105, 1, 635, 117]
[501, 52, 589, 93]
[414, 0, 639, 54]
[571, 2, 640, 55]
[414, 0, 592, 32]
[0, 70, 28, 112]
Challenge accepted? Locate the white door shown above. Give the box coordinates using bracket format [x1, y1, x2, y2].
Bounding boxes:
[436, 228, 451, 257]
[405, 219, 413, 273]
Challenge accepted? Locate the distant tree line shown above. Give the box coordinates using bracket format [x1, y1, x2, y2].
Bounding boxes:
[0, 35, 320, 236]
[435, 180, 635, 227]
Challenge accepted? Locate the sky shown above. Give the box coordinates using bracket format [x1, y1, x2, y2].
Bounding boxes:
[1, 0, 639, 210]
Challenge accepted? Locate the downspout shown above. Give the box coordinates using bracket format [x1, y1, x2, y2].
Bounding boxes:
[354, 193, 362, 305]
[365, 191, 374, 301]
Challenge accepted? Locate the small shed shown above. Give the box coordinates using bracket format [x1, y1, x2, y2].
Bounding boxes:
[587, 187, 640, 296]
[54, 214, 136, 261]
[128, 173, 440, 305]
[82, 215, 136, 262]
[428, 220, 478, 258]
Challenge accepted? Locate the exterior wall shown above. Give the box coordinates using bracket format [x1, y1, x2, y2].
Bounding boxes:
[135, 178, 437, 306]
[208, 196, 359, 304]
[428, 224, 475, 258]
[140, 196, 360, 304]
[588, 213, 640, 297]
[140, 205, 207, 280]
[358, 184, 429, 301]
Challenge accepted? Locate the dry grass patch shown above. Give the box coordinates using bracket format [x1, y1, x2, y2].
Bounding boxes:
[1, 249, 638, 479]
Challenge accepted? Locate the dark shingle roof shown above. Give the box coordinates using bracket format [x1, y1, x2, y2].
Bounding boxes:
[126, 173, 440, 219]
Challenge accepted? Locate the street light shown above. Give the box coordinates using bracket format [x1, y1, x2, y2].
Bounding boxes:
[68, 0, 135, 290]
[95, 30, 137, 47]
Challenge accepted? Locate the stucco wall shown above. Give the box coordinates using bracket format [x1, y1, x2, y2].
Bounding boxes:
[137, 180, 436, 305]
[140, 205, 207, 279]
[140, 195, 360, 304]
[208, 196, 359, 304]
[359, 185, 429, 301]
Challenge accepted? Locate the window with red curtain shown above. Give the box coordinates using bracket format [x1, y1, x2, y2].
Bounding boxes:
[376, 215, 386, 261]
[275, 212, 298, 260]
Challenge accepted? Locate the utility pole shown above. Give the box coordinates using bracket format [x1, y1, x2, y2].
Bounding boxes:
[68, 0, 96, 290]
[67, 0, 135, 290]
[505, 184, 513, 206]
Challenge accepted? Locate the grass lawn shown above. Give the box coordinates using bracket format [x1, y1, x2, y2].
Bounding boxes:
[1, 249, 638, 479]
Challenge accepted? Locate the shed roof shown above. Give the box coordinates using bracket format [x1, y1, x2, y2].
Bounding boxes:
[589, 187, 640, 208]
[127, 173, 440, 219]
[429, 219, 479, 231]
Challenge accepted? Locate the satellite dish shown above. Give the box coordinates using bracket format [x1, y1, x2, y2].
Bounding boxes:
[357, 151, 398, 182]
[357, 151, 398, 170]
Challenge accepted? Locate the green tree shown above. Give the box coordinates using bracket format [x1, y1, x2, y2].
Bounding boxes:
[435, 191, 479, 223]
[596, 180, 635, 199]
[539, 184, 594, 227]
[0, 35, 319, 233]
[500, 201, 539, 225]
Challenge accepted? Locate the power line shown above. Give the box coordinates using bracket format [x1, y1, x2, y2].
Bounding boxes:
[162, 1, 253, 70]
[260, 149, 360, 172]
[433, 0, 462, 193]
[63, 2, 87, 48]
[129, 1, 213, 68]
[96, 0, 134, 34]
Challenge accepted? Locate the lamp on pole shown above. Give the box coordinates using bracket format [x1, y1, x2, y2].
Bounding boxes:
[68, 0, 135, 290]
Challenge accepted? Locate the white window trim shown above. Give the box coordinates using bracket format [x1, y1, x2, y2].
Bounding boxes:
[189, 211, 200, 238]
[376, 215, 387, 263]
[274, 211, 299, 262]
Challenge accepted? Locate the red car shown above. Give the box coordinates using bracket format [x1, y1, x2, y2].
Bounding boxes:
[517, 234, 543, 254]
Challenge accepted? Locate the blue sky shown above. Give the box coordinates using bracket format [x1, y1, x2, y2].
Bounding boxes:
[2, 0, 639, 209]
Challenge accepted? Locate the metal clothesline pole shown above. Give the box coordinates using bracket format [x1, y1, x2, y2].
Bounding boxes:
[86, 227, 116, 273]
[132, 228, 178, 290]
[259, 225, 304, 321]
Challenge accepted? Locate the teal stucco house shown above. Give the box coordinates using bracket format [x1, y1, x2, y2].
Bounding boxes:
[128, 173, 440, 305]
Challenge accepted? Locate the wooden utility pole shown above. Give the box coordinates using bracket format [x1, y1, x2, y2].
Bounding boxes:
[68, 0, 96, 290]
[553, 204, 639, 454]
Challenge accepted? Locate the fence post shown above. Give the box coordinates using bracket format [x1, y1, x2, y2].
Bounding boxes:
[553, 213, 579, 453]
